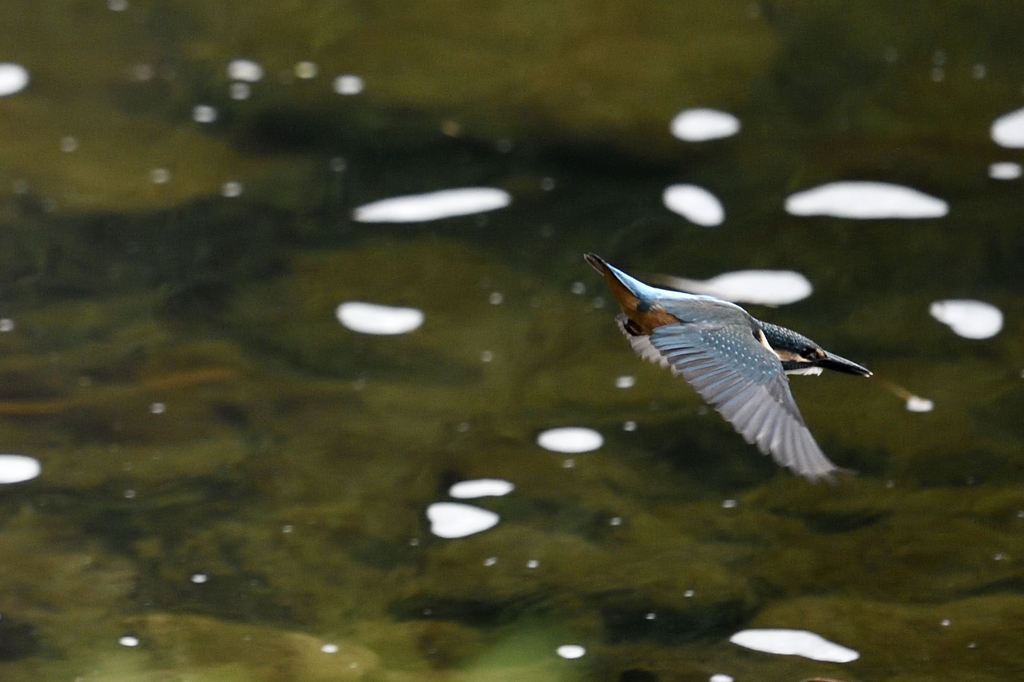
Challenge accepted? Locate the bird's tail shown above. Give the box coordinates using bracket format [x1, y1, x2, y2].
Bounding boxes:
[584, 253, 660, 311]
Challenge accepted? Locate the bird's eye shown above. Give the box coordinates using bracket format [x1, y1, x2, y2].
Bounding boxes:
[803, 348, 825, 360]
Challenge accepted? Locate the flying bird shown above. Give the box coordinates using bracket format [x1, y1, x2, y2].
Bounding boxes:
[586, 253, 870, 481]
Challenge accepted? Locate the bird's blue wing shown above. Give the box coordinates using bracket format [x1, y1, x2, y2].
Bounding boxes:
[626, 318, 839, 481]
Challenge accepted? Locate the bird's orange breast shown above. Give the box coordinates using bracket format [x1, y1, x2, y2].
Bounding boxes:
[588, 253, 682, 334]
[596, 267, 680, 334]
[625, 306, 681, 335]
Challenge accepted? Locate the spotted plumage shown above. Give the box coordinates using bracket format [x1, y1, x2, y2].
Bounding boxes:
[586, 253, 871, 481]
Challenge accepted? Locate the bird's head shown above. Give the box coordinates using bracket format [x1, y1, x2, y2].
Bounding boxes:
[759, 322, 872, 377]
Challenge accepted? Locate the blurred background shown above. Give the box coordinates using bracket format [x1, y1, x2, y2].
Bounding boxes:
[0, 1, 1023, 680]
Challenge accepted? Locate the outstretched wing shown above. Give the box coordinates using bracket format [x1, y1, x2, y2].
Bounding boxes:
[618, 315, 839, 481]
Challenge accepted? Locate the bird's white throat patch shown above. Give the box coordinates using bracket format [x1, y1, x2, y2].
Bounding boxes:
[785, 366, 824, 376]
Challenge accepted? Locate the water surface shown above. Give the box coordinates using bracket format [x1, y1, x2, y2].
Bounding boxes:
[0, 2, 1022, 681]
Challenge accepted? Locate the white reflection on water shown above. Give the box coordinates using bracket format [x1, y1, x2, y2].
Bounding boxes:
[905, 396, 935, 413]
[335, 302, 424, 335]
[556, 644, 586, 659]
[227, 59, 263, 82]
[192, 105, 217, 123]
[0, 64, 29, 96]
[729, 628, 860, 662]
[353, 188, 511, 223]
[129, 63, 154, 82]
[221, 181, 244, 198]
[536, 427, 603, 453]
[426, 502, 499, 538]
[658, 270, 812, 306]
[0, 455, 40, 483]
[615, 375, 635, 389]
[333, 74, 365, 95]
[669, 108, 741, 142]
[785, 181, 948, 219]
[229, 82, 251, 100]
[991, 106, 1024, 148]
[989, 162, 1022, 180]
[929, 299, 1003, 339]
[449, 479, 515, 498]
[663, 184, 725, 226]
[294, 62, 318, 79]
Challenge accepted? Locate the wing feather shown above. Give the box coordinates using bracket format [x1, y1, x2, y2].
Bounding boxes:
[625, 320, 841, 481]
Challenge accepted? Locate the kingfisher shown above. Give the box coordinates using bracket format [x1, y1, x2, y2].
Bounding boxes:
[585, 253, 871, 481]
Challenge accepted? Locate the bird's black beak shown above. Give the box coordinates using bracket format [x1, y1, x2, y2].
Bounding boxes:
[584, 253, 608, 274]
[818, 351, 872, 377]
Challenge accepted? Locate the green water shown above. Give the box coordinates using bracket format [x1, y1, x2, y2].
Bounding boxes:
[0, 1, 1022, 681]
